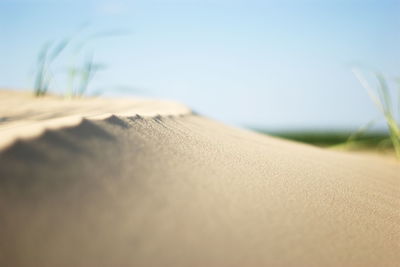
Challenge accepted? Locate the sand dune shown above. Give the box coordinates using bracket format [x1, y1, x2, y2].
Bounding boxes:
[0, 90, 399, 266]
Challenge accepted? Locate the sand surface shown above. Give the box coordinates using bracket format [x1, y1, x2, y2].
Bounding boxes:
[0, 90, 399, 266]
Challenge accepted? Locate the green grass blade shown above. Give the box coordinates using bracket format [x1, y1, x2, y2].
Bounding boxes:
[34, 42, 52, 96]
[376, 72, 392, 115]
[352, 68, 385, 113]
[48, 38, 70, 62]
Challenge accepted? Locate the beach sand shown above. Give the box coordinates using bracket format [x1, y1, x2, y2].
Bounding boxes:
[0, 90, 399, 266]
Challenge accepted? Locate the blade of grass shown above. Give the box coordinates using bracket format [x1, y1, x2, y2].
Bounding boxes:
[376, 72, 392, 115]
[346, 119, 377, 144]
[396, 77, 400, 118]
[331, 119, 377, 150]
[352, 68, 385, 113]
[34, 42, 52, 96]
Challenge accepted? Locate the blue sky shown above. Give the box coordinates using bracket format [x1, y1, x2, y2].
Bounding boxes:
[1, 0, 399, 130]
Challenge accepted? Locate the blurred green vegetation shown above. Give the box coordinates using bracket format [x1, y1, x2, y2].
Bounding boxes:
[256, 130, 390, 149]
[33, 25, 130, 98]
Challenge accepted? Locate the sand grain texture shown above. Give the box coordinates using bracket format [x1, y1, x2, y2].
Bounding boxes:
[0, 90, 399, 266]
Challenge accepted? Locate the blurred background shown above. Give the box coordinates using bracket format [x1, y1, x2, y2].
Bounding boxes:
[1, 0, 399, 134]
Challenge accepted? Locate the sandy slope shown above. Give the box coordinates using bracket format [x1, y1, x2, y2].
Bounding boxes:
[0, 90, 399, 266]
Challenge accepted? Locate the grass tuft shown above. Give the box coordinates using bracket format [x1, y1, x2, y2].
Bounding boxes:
[352, 68, 400, 159]
[32, 27, 127, 98]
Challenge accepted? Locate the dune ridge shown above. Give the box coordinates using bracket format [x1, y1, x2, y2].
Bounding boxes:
[0, 90, 191, 149]
[0, 91, 399, 266]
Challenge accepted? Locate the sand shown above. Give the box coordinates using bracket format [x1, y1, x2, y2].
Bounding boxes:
[0, 90, 399, 266]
